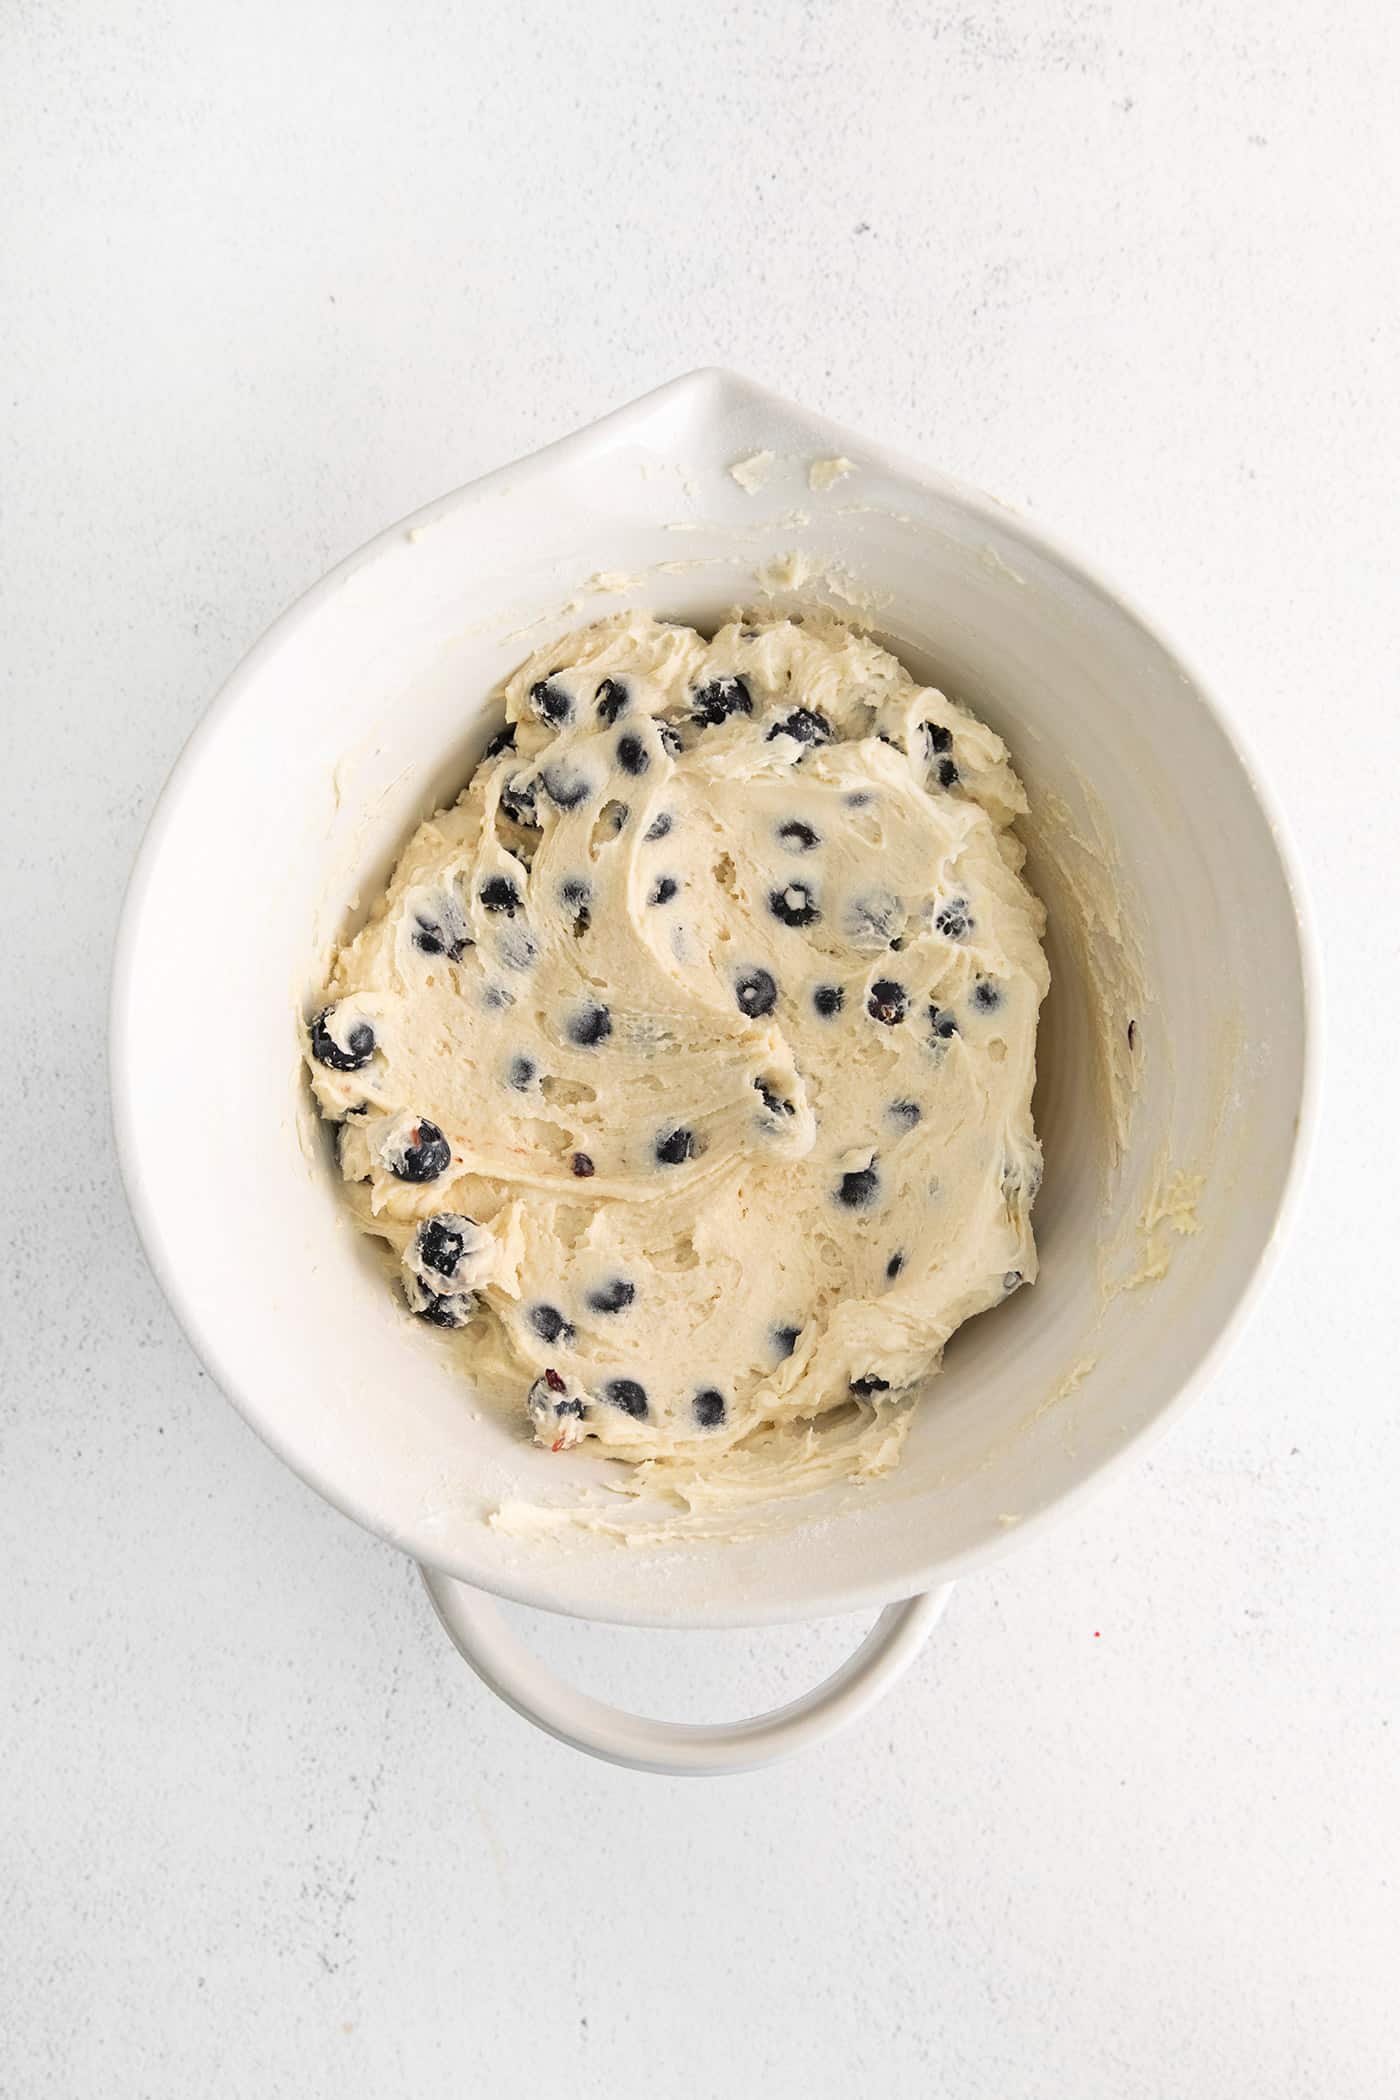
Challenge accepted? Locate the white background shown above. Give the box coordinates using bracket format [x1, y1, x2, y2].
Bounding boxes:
[3, 3, 1398, 2093]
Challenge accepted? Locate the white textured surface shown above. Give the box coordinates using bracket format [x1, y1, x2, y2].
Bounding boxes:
[2, 2, 1397, 2093]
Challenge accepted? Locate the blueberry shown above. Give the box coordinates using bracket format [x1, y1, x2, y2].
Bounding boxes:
[480, 875, 521, 915]
[587, 1278, 636, 1314]
[571, 1152, 595, 1178]
[310, 1005, 376, 1072]
[416, 1215, 474, 1281]
[887, 1099, 921, 1128]
[769, 882, 819, 927]
[568, 1003, 612, 1047]
[644, 811, 674, 841]
[755, 1079, 794, 1118]
[767, 707, 831, 746]
[529, 1303, 575, 1345]
[691, 675, 752, 726]
[655, 1126, 700, 1166]
[413, 1288, 474, 1330]
[836, 1159, 880, 1209]
[529, 678, 573, 727]
[972, 978, 1002, 1011]
[484, 723, 516, 758]
[929, 1004, 959, 1040]
[616, 732, 648, 776]
[850, 1373, 891, 1397]
[658, 722, 685, 758]
[867, 979, 908, 1026]
[560, 876, 591, 937]
[778, 819, 820, 851]
[498, 776, 539, 829]
[886, 1251, 905, 1280]
[813, 984, 845, 1018]
[935, 898, 973, 941]
[540, 762, 592, 810]
[935, 757, 960, 789]
[846, 790, 872, 807]
[390, 1120, 452, 1182]
[924, 722, 953, 755]
[735, 968, 778, 1018]
[772, 1324, 801, 1359]
[412, 907, 471, 961]
[694, 1388, 727, 1428]
[648, 876, 679, 907]
[603, 1378, 649, 1419]
[1004, 1270, 1024, 1293]
[596, 677, 629, 724]
[508, 1054, 536, 1091]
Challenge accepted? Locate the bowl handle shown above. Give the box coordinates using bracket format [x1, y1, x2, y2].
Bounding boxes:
[418, 1567, 953, 1775]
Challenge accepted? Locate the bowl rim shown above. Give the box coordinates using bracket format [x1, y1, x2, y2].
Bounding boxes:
[109, 367, 1324, 1628]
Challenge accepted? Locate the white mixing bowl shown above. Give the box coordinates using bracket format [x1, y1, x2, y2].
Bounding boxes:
[111, 370, 1317, 1773]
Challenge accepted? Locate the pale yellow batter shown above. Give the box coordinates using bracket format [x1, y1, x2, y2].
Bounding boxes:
[305, 612, 1048, 1465]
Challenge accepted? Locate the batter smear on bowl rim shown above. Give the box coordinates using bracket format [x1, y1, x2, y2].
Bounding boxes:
[305, 612, 1049, 1477]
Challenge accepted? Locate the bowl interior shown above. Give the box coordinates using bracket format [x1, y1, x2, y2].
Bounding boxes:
[112, 372, 1311, 1626]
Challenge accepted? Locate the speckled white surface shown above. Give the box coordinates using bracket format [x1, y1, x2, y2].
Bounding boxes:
[3, 2, 1398, 2093]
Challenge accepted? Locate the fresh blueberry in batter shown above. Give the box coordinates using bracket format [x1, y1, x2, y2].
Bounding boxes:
[886, 1251, 905, 1280]
[616, 732, 648, 776]
[735, 968, 778, 1018]
[693, 1388, 727, 1428]
[603, 1378, 649, 1420]
[935, 898, 973, 941]
[769, 882, 819, 927]
[887, 1099, 921, 1128]
[571, 1152, 595, 1178]
[850, 1373, 891, 1397]
[568, 1003, 613, 1048]
[414, 1215, 475, 1281]
[929, 1004, 959, 1040]
[389, 1120, 452, 1182]
[648, 876, 679, 907]
[587, 1278, 636, 1314]
[529, 1303, 575, 1345]
[691, 676, 752, 726]
[755, 1079, 795, 1118]
[596, 677, 629, 724]
[836, 1159, 880, 1209]
[412, 907, 471, 961]
[778, 819, 820, 851]
[413, 1289, 474, 1330]
[508, 1054, 536, 1091]
[644, 811, 673, 841]
[499, 776, 539, 829]
[924, 722, 953, 755]
[658, 722, 684, 758]
[654, 1126, 699, 1166]
[484, 723, 516, 758]
[540, 762, 592, 810]
[480, 874, 521, 915]
[529, 678, 573, 727]
[309, 1006, 376, 1072]
[767, 707, 831, 747]
[772, 1324, 801, 1359]
[559, 876, 591, 937]
[867, 979, 908, 1026]
[813, 984, 845, 1017]
[935, 757, 960, 789]
[972, 978, 1003, 1011]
